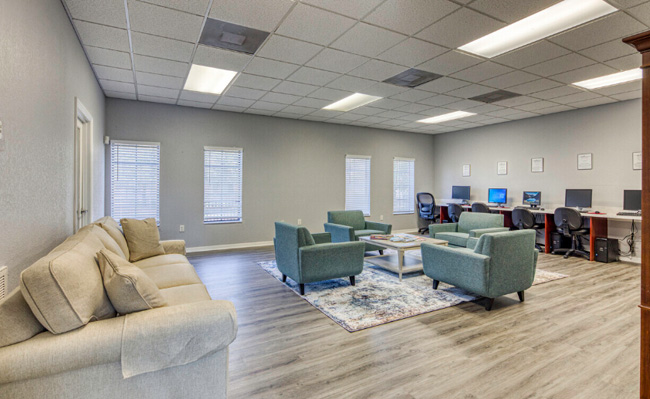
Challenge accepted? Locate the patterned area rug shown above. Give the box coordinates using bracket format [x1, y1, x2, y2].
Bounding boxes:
[257, 260, 567, 332]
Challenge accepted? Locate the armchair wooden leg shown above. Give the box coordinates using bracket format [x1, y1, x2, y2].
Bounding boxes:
[350, 276, 355, 286]
[299, 284, 305, 296]
[517, 291, 525, 302]
[485, 298, 495, 311]
[282, 274, 287, 283]
[432, 280, 440, 290]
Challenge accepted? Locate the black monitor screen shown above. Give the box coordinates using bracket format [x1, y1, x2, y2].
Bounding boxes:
[488, 188, 507, 204]
[565, 189, 592, 208]
[451, 186, 470, 200]
[523, 191, 541, 206]
[624, 190, 642, 211]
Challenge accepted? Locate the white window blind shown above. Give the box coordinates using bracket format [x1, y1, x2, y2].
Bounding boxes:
[345, 155, 371, 216]
[204, 147, 243, 223]
[110, 141, 160, 223]
[393, 157, 415, 214]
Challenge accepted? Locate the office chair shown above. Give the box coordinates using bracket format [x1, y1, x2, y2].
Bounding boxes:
[416, 192, 439, 234]
[511, 207, 545, 251]
[448, 203, 464, 223]
[552, 207, 590, 260]
[471, 202, 491, 213]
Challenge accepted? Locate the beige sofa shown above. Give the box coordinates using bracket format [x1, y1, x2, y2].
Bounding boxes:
[0, 217, 237, 399]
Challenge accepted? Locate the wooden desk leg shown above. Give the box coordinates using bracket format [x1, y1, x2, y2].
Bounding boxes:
[590, 218, 608, 262]
[544, 214, 556, 254]
[440, 206, 449, 224]
[501, 210, 513, 228]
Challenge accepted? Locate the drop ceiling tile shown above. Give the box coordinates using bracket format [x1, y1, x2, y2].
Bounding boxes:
[531, 85, 584, 100]
[326, 76, 375, 92]
[272, 81, 319, 96]
[569, 97, 617, 108]
[358, 116, 389, 124]
[245, 108, 276, 116]
[444, 99, 483, 110]
[276, 4, 356, 46]
[259, 92, 301, 104]
[395, 103, 431, 113]
[134, 55, 188, 77]
[287, 67, 339, 86]
[348, 106, 384, 116]
[282, 105, 318, 115]
[74, 21, 130, 52]
[180, 90, 220, 103]
[127, 1, 203, 42]
[376, 38, 447, 67]
[178, 100, 213, 108]
[257, 35, 324, 65]
[417, 77, 469, 93]
[389, 90, 433, 102]
[376, 118, 408, 126]
[292, 97, 331, 108]
[104, 91, 137, 100]
[331, 23, 407, 58]
[629, 2, 650, 25]
[131, 32, 195, 62]
[485, 108, 523, 118]
[301, 114, 330, 121]
[217, 96, 256, 108]
[193, 45, 251, 71]
[250, 101, 288, 111]
[224, 86, 267, 100]
[493, 41, 571, 69]
[100, 79, 136, 94]
[400, 113, 433, 121]
[480, 70, 539, 89]
[232, 74, 281, 91]
[66, 0, 127, 28]
[348, 60, 405, 81]
[142, 0, 210, 16]
[417, 94, 461, 106]
[465, 103, 505, 113]
[524, 53, 596, 77]
[309, 109, 343, 118]
[139, 95, 177, 104]
[548, 12, 647, 51]
[377, 110, 409, 119]
[361, 82, 409, 97]
[417, 51, 483, 76]
[135, 71, 184, 89]
[613, 0, 649, 8]
[605, 53, 642, 70]
[244, 58, 300, 79]
[308, 87, 353, 101]
[85, 46, 132, 69]
[370, 98, 410, 110]
[593, 80, 642, 95]
[493, 95, 537, 107]
[306, 49, 369, 73]
[93, 65, 134, 83]
[302, 0, 384, 19]
[579, 39, 638, 62]
[445, 84, 494, 99]
[611, 90, 642, 100]
[514, 100, 557, 112]
[552, 91, 602, 104]
[468, 0, 562, 23]
[451, 62, 513, 83]
[363, 0, 459, 35]
[550, 63, 618, 84]
[213, 104, 247, 112]
[507, 78, 563, 94]
[534, 105, 575, 114]
[138, 85, 179, 99]
[209, 0, 294, 31]
[503, 111, 540, 120]
[416, 8, 505, 48]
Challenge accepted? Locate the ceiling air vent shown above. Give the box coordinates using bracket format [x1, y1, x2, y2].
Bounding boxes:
[199, 18, 270, 54]
[469, 90, 521, 104]
[383, 68, 442, 88]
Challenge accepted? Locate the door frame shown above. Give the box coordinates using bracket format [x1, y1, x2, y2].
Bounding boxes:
[74, 97, 93, 232]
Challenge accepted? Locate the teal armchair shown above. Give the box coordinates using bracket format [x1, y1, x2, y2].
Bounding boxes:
[324, 210, 392, 253]
[428, 212, 508, 248]
[421, 230, 538, 310]
[274, 222, 365, 295]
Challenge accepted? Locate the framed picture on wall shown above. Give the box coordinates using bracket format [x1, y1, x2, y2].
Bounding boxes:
[531, 157, 544, 173]
[462, 164, 471, 177]
[497, 161, 508, 175]
[633, 152, 642, 170]
[577, 153, 592, 170]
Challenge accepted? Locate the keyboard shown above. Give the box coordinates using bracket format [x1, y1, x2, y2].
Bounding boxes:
[617, 211, 642, 216]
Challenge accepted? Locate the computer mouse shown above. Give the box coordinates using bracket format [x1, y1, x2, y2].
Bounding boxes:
[594, 211, 601, 214]
[540, 208, 545, 211]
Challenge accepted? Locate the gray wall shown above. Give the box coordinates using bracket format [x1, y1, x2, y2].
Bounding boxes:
[0, 0, 106, 289]
[105, 99, 436, 248]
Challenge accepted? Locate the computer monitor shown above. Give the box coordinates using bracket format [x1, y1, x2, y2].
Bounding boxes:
[624, 190, 642, 211]
[523, 191, 541, 207]
[565, 189, 592, 209]
[488, 188, 507, 204]
[451, 186, 470, 202]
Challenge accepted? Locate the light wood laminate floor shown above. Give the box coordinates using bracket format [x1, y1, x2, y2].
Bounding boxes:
[189, 248, 640, 399]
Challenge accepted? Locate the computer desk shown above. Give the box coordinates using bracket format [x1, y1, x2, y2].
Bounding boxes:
[437, 204, 641, 262]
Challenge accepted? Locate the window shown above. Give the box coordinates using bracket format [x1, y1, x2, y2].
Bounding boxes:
[345, 155, 371, 216]
[204, 147, 243, 223]
[110, 141, 160, 223]
[393, 157, 415, 214]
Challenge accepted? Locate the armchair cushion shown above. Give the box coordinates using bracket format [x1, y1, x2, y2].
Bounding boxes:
[470, 227, 510, 238]
[435, 232, 470, 248]
[327, 210, 366, 231]
[354, 229, 385, 238]
[311, 232, 332, 244]
[457, 213, 504, 234]
[365, 221, 392, 234]
[429, 223, 458, 237]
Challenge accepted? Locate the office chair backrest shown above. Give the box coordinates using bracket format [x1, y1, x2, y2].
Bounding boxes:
[448, 203, 464, 223]
[471, 202, 490, 213]
[554, 207, 583, 235]
[417, 192, 435, 218]
[512, 208, 535, 230]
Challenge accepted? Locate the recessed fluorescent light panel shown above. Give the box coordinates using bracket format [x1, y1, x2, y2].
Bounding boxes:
[573, 68, 642, 89]
[417, 111, 476, 124]
[459, 0, 617, 58]
[183, 64, 237, 95]
[323, 93, 382, 112]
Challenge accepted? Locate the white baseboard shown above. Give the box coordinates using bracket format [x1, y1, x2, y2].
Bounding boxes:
[186, 228, 420, 254]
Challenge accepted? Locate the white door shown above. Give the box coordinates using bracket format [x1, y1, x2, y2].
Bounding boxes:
[74, 100, 93, 232]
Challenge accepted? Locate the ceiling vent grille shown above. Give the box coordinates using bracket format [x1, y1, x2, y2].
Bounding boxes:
[383, 68, 442, 88]
[469, 90, 521, 104]
[0, 266, 7, 301]
[199, 18, 270, 55]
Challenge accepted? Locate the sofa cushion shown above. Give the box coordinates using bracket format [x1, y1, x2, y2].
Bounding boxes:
[457, 212, 504, 234]
[0, 288, 45, 348]
[354, 229, 384, 238]
[96, 217, 130, 260]
[159, 284, 211, 306]
[120, 218, 165, 262]
[435, 232, 470, 247]
[20, 227, 116, 334]
[97, 249, 167, 314]
[90, 224, 126, 259]
[142, 263, 203, 289]
[134, 254, 189, 269]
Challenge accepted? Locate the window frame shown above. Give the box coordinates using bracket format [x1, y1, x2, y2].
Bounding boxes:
[345, 154, 372, 217]
[203, 146, 244, 225]
[393, 157, 415, 215]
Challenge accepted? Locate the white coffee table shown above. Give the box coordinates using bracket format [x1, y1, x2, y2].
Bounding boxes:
[359, 234, 448, 281]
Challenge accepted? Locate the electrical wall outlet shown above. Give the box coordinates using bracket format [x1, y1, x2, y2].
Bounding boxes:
[179, 225, 185, 232]
[297, 219, 302, 225]
[380, 215, 384, 221]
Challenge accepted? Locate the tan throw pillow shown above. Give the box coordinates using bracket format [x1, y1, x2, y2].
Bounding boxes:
[96, 249, 167, 314]
[120, 218, 165, 262]
[0, 288, 45, 348]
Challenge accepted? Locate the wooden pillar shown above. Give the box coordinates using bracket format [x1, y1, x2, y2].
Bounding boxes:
[623, 31, 650, 399]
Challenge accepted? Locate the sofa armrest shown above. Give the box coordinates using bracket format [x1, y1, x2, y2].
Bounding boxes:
[365, 221, 392, 234]
[311, 232, 332, 244]
[429, 223, 457, 237]
[161, 239, 186, 255]
[469, 227, 510, 238]
[324, 223, 355, 242]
